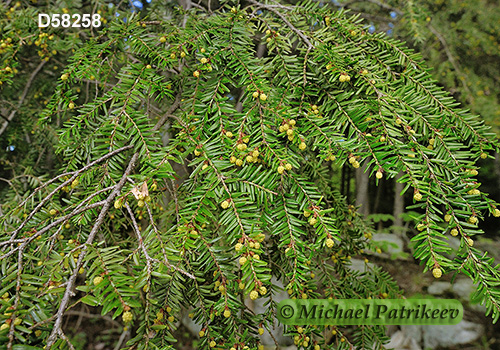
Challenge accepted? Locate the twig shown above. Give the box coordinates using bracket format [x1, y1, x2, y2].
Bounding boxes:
[113, 327, 130, 350]
[58, 330, 76, 350]
[4, 145, 133, 243]
[0, 200, 105, 259]
[124, 202, 154, 272]
[1, 185, 113, 250]
[428, 24, 472, 100]
[342, 0, 403, 15]
[45, 153, 139, 350]
[0, 60, 46, 137]
[248, 0, 314, 50]
[145, 204, 195, 279]
[153, 94, 182, 132]
[63, 310, 122, 327]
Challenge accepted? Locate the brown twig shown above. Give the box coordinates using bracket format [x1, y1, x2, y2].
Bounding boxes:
[145, 204, 195, 279]
[0, 200, 106, 258]
[153, 93, 182, 132]
[3, 145, 133, 244]
[0, 60, 46, 137]
[342, 0, 403, 15]
[248, 0, 314, 50]
[428, 24, 472, 101]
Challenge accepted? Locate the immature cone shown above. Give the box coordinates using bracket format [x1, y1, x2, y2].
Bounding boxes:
[468, 216, 478, 224]
[122, 311, 133, 323]
[432, 268, 442, 279]
[325, 238, 334, 248]
[250, 290, 259, 300]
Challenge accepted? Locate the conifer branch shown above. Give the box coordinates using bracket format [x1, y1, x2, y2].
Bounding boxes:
[45, 152, 139, 350]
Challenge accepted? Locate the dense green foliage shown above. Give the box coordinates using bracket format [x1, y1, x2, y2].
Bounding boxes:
[337, 0, 500, 132]
[1, 1, 500, 349]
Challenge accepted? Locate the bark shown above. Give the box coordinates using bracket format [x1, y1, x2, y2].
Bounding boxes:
[495, 153, 500, 189]
[355, 162, 370, 216]
[393, 171, 405, 234]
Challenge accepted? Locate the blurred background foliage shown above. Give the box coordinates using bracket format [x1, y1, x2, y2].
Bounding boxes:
[320, 0, 500, 236]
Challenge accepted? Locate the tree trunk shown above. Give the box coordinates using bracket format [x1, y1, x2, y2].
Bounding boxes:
[355, 162, 370, 216]
[495, 153, 500, 188]
[393, 171, 405, 234]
